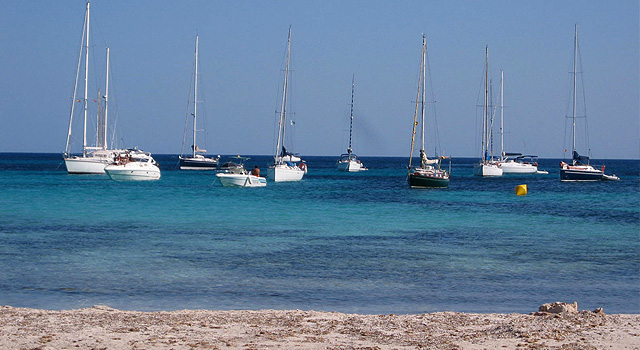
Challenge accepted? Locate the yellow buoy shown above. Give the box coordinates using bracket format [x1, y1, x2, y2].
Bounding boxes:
[515, 184, 527, 196]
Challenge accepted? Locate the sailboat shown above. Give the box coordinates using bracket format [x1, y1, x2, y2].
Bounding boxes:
[267, 27, 306, 182]
[560, 25, 619, 181]
[495, 70, 540, 174]
[407, 35, 450, 188]
[63, 2, 123, 174]
[336, 75, 367, 172]
[179, 35, 220, 170]
[473, 46, 503, 177]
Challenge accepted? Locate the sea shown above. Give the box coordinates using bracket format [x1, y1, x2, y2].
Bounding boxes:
[0, 153, 638, 315]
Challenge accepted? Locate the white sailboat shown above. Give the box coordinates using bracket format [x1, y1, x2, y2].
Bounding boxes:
[560, 25, 619, 181]
[216, 156, 266, 187]
[336, 75, 367, 172]
[104, 149, 160, 181]
[495, 70, 540, 174]
[267, 27, 306, 182]
[63, 2, 123, 174]
[179, 35, 219, 170]
[474, 46, 502, 177]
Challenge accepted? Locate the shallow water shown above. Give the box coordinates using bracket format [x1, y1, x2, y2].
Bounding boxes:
[0, 153, 638, 314]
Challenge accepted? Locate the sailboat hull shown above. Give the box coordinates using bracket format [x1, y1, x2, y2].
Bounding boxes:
[267, 165, 304, 182]
[336, 160, 366, 172]
[474, 163, 503, 176]
[499, 161, 538, 174]
[64, 156, 110, 174]
[408, 173, 449, 188]
[179, 156, 218, 170]
[560, 165, 603, 181]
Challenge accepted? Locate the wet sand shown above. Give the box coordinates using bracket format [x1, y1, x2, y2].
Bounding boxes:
[1, 305, 638, 349]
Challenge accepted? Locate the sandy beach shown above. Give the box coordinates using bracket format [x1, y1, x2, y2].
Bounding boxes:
[1, 304, 638, 349]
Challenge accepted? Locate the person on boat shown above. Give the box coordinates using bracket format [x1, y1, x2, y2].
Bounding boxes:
[251, 165, 260, 177]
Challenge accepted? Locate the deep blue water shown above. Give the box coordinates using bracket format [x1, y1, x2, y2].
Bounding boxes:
[0, 153, 638, 314]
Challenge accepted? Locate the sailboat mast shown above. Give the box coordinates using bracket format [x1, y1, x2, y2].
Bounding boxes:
[103, 47, 109, 150]
[193, 35, 199, 158]
[482, 46, 488, 162]
[500, 70, 504, 159]
[571, 25, 578, 162]
[275, 27, 291, 161]
[82, 1, 90, 157]
[420, 35, 427, 165]
[348, 74, 354, 154]
[409, 36, 425, 170]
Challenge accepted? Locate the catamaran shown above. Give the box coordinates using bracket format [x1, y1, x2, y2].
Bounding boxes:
[179, 35, 219, 170]
[560, 25, 619, 181]
[473, 46, 502, 177]
[407, 35, 450, 188]
[63, 2, 123, 174]
[336, 75, 367, 172]
[267, 27, 306, 182]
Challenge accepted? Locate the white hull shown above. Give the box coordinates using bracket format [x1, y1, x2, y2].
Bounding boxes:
[105, 162, 160, 181]
[216, 173, 266, 187]
[474, 163, 503, 176]
[64, 156, 110, 174]
[336, 160, 366, 172]
[602, 173, 620, 181]
[267, 164, 304, 182]
[499, 161, 538, 174]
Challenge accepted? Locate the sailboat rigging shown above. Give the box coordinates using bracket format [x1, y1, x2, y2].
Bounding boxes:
[560, 25, 618, 181]
[495, 70, 543, 174]
[407, 34, 450, 188]
[473, 46, 503, 177]
[336, 75, 367, 172]
[63, 2, 123, 174]
[179, 35, 220, 170]
[267, 27, 306, 182]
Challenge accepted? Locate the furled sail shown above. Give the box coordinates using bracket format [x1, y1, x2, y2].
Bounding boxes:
[193, 145, 207, 153]
[420, 150, 439, 165]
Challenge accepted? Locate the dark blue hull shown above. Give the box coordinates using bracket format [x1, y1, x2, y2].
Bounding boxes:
[408, 173, 449, 188]
[179, 157, 218, 170]
[560, 168, 603, 181]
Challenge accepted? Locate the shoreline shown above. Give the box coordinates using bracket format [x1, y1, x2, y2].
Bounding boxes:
[2, 305, 638, 349]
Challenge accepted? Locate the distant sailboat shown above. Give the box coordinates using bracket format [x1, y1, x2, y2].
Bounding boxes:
[560, 25, 619, 181]
[267, 27, 306, 182]
[63, 2, 123, 174]
[407, 35, 450, 188]
[474, 46, 502, 177]
[495, 70, 540, 174]
[179, 35, 220, 170]
[336, 75, 367, 172]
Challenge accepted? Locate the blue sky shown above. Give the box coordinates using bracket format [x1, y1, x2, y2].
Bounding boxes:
[1, 0, 638, 159]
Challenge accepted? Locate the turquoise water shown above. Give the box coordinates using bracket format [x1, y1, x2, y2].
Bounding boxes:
[0, 153, 638, 314]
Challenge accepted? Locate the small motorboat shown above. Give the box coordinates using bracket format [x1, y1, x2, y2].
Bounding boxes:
[601, 173, 620, 181]
[216, 156, 266, 187]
